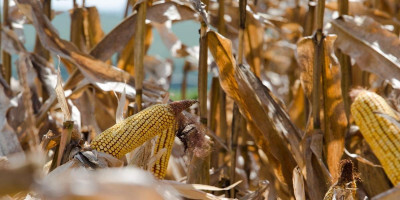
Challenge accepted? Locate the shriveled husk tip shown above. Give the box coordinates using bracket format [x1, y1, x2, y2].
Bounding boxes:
[169, 100, 198, 115]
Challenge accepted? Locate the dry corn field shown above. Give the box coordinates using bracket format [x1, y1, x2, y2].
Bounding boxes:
[3, 0, 400, 199]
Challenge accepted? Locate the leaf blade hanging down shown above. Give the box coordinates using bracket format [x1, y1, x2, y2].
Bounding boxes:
[296, 35, 347, 180]
[208, 30, 304, 194]
[329, 15, 400, 86]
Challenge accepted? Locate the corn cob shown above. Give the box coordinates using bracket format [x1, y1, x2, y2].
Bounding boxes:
[351, 90, 400, 185]
[90, 100, 197, 177]
[151, 124, 176, 178]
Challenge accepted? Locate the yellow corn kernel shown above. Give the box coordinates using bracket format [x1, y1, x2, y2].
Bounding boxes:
[90, 100, 196, 167]
[351, 90, 400, 185]
[151, 123, 176, 179]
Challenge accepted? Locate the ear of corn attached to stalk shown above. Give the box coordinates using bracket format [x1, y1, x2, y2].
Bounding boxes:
[90, 100, 197, 178]
[351, 90, 400, 185]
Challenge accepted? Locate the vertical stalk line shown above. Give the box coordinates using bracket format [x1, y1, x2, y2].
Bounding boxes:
[217, 0, 228, 182]
[229, 1, 247, 197]
[338, 0, 352, 124]
[316, 0, 325, 31]
[34, 0, 52, 101]
[124, 0, 131, 18]
[304, 1, 316, 36]
[188, 0, 210, 185]
[198, 23, 208, 126]
[34, 0, 51, 61]
[395, 0, 400, 35]
[238, 0, 247, 65]
[312, 0, 325, 130]
[1, 0, 11, 84]
[217, 0, 225, 36]
[133, 1, 148, 111]
[209, 76, 220, 169]
[217, 0, 227, 140]
[229, 104, 242, 198]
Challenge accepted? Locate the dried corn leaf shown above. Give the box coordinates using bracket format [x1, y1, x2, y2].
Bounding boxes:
[304, 131, 331, 200]
[329, 16, 400, 87]
[372, 187, 400, 200]
[0, 85, 22, 157]
[293, 166, 305, 200]
[164, 180, 240, 200]
[152, 22, 189, 57]
[244, 18, 263, 77]
[15, 0, 133, 87]
[144, 55, 173, 89]
[55, 69, 70, 121]
[296, 34, 347, 179]
[208, 31, 304, 194]
[91, 0, 198, 61]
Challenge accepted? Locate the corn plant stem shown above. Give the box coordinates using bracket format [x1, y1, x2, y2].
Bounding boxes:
[133, 1, 147, 111]
[316, 0, 325, 31]
[230, 104, 242, 198]
[217, 0, 228, 175]
[312, 0, 325, 130]
[188, 24, 210, 184]
[1, 0, 11, 84]
[18, 56, 39, 151]
[304, 1, 316, 36]
[217, 0, 225, 36]
[34, 0, 51, 61]
[198, 23, 208, 126]
[56, 121, 74, 167]
[209, 76, 220, 169]
[34, 0, 52, 101]
[187, 0, 210, 184]
[219, 90, 227, 142]
[338, 0, 352, 125]
[217, 0, 227, 141]
[395, 0, 400, 35]
[124, 0, 131, 18]
[238, 0, 247, 65]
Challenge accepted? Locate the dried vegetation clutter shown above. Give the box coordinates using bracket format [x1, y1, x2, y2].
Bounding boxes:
[2, 0, 400, 199]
